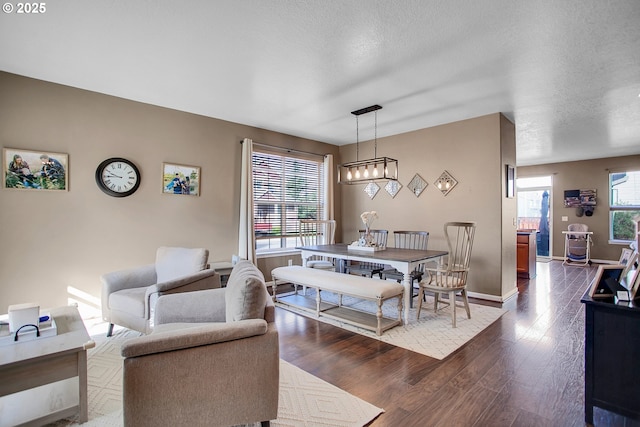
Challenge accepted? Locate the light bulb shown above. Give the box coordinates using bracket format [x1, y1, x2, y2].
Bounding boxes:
[363, 166, 369, 178]
[437, 181, 443, 189]
[446, 181, 450, 189]
[355, 168, 360, 179]
[347, 169, 352, 180]
[373, 165, 379, 177]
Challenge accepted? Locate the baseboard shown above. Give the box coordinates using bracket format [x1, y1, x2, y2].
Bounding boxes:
[467, 288, 517, 303]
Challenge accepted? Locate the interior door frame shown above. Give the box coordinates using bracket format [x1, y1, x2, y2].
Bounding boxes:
[517, 178, 553, 262]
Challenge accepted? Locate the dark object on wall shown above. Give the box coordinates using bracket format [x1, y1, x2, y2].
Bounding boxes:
[95, 157, 141, 197]
[584, 206, 594, 216]
[564, 189, 597, 208]
[576, 207, 584, 217]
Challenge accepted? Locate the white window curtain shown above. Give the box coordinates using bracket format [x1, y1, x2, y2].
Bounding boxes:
[323, 154, 334, 221]
[238, 138, 256, 264]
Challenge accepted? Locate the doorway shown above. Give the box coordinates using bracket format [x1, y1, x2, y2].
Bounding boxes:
[517, 176, 553, 260]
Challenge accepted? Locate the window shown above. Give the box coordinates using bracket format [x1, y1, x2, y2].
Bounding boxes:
[252, 149, 324, 253]
[609, 171, 640, 241]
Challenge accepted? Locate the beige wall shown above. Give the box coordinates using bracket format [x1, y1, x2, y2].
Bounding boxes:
[0, 72, 340, 313]
[339, 113, 517, 299]
[0, 71, 524, 313]
[519, 155, 640, 261]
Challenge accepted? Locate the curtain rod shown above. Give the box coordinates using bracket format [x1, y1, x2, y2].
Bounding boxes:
[240, 140, 326, 159]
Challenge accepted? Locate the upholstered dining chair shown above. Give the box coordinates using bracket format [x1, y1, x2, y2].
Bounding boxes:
[346, 229, 389, 278]
[299, 219, 337, 271]
[417, 222, 476, 327]
[101, 246, 219, 336]
[382, 230, 430, 307]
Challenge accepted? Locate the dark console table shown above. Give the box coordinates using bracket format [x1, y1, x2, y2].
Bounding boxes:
[581, 291, 640, 424]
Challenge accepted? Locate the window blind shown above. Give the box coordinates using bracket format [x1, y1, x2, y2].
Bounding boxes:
[252, 149, 325, 252]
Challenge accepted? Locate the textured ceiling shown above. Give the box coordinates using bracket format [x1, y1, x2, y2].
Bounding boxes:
[1, 0, 639, 166]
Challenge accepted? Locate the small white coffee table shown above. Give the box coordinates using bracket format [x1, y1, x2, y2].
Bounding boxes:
[0, 305, 94, 425]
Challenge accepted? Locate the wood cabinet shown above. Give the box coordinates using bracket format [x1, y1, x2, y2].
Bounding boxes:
[581, 292, 640, 424]
[517, 230, 536, 278]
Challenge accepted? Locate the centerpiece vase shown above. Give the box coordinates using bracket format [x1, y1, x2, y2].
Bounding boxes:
[364, 225, 374, 247]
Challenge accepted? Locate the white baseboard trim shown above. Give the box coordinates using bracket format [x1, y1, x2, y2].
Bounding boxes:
[467, 288, 517, 303]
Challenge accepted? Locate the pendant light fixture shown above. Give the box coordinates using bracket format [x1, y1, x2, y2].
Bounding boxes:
[338, 104, 399, 184]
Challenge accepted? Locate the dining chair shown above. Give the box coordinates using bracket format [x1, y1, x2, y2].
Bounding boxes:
[346, 229, 389, 278]
[299, 219, 336, 271]
[382, 231, 429, 307]
[417, 222, 476, 327]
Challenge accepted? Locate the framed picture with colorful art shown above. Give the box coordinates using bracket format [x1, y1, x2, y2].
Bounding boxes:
[2, 148, 69, 191]
[162, 162, 200, 196]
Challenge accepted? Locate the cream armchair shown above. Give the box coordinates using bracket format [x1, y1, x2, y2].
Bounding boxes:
[120, 260, 279, 427]
[101, 246, 219, 336]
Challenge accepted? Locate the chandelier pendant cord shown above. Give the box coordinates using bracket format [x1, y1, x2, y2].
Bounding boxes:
[356, 115, 359, 162]
[374, 111, 377, 158]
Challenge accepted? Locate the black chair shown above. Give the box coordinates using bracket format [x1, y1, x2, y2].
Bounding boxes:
[382, 231, 429, 307]
[345, 229, 389, 278]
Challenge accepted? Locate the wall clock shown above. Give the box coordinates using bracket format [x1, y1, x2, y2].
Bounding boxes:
[95, 157, 141, 197]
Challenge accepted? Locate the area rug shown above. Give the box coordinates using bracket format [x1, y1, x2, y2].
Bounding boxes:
[277, 290, 506, 360]
[50, 328, 383, 427]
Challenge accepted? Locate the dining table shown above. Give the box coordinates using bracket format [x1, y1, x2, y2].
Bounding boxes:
[298, 243, 448, 324]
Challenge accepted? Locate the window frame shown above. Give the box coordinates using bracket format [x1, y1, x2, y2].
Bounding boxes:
[252, 148, 325, 255]
[609, 170, 640, 243]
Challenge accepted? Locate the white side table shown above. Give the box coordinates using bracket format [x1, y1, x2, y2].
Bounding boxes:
[0, 305, 95, 426]
[211, 261, 234, 287]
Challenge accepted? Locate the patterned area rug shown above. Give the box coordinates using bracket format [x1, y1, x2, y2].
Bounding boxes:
[50, 328, 383, 427]
[277, 289, 506, 360]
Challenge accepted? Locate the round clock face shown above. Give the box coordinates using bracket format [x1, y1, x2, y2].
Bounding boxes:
[95, 158, 141, 197]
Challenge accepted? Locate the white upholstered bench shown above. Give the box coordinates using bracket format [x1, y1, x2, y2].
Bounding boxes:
[271, 266, 404, 335]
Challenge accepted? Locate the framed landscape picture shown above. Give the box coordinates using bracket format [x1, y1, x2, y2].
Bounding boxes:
[2, 148, 68, 191]
[162, 163, 200, 196]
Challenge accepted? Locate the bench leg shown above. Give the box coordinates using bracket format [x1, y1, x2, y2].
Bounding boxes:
[316, 289, 321, 316]
[397, 294, 403, 324]
[376, 298, 383, 336]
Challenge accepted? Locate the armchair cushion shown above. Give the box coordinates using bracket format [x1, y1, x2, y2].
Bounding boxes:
[155, 247, 209, 283]
[225, 260, 268, 322]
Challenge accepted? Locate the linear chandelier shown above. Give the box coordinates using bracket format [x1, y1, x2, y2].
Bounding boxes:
[337, 104, 398, 184]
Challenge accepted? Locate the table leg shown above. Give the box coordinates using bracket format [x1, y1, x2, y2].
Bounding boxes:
[78, 350, 88, 423]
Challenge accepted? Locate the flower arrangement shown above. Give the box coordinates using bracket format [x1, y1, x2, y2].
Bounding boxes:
[360, 211, 378, 228]
[349, 211, 383, 250]
[359, 211, 378, 246]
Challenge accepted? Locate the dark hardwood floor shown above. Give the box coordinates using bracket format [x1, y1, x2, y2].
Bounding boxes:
[275, 261, 640, 427]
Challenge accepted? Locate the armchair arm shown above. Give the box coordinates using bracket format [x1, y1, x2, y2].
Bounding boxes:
[121, 319, 268, 358]
[101, 263, 157, 294]
[144, 269, 221, 319]
[155, 288, 227, 325]
[151, 268, 221, 294]
[101, 264, 156, 320]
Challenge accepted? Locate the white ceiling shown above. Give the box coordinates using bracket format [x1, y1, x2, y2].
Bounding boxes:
[1, 0, 639, 166]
